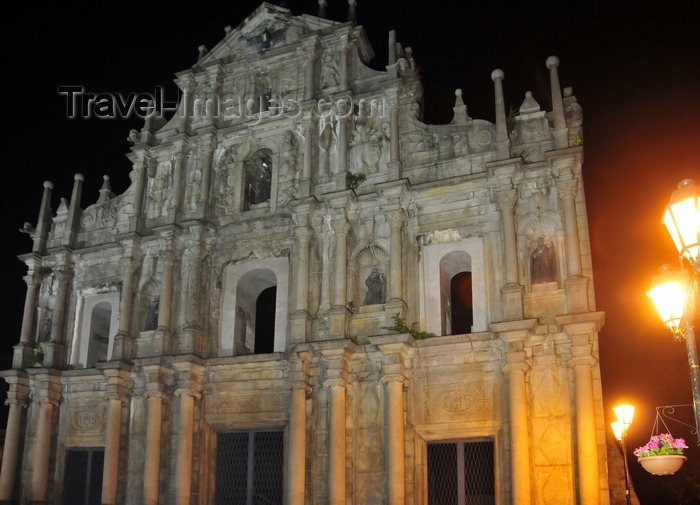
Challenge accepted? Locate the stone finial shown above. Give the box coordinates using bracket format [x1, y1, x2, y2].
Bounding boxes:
[348, 0, 357, 22]
[519, 91, 541, 115]
[97, 175, 115, 205]
[491, 69, 509, 158]
[388, 30, 397, 65]
[318, 0, 327, 18]
[197, 45, 208, 61]
[224, 25, 232, 35]
[546, 55, 568, 149]
[451, 88, 471, 125]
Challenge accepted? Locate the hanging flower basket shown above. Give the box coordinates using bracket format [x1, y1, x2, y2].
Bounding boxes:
[634, 434, 688, 476]
[639, 455, 687, 475]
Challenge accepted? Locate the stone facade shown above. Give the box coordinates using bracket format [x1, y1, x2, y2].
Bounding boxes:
[0, 3, 608, 504]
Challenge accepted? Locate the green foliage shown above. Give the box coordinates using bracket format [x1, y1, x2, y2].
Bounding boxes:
[570, 135, 583, 146]
[506, 105, 519, 135]
[30, 345, 44, 366]
[382, 313, 436, 340]
[35, 266, 53, 278]
[345, 171, 367, 191]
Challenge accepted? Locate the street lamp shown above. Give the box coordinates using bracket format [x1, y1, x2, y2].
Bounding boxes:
[647, 178, 700, 447]
[612, 404, 635, 505]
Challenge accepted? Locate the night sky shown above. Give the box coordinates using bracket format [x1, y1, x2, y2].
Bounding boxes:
[3, 0, 700, 502]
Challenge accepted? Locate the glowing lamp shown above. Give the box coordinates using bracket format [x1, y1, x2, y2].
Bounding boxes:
[611, 422, 624, 441]
[647, 265, 690, 334]
[662, 179, 700, 265]
[613, 404, 635, 428]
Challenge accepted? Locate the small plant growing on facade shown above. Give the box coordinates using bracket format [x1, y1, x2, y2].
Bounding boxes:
[30, 344, 45, 367]
[346, 171, 366, 191]
[382, 313, 437, 340]
[35, 266, 53, 278]
[506, 105, 519, 135]
[570, 135, 582, 146]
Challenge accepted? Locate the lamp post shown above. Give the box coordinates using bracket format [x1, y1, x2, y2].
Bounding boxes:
[646, 178, 700, 447]
[612, 404, 634, 505]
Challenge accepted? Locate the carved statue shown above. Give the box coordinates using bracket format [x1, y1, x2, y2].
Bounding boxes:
[363, 268, 385, 305]
[144, 297, 159, 331]
[530, 238, 556, 284]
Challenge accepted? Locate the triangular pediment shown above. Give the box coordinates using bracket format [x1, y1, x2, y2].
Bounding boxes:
[198, 3, 341, 67]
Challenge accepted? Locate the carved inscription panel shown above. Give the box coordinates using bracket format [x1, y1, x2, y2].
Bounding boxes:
[424, 380, 492, 422]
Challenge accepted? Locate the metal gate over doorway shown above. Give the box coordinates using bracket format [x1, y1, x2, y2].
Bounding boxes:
[428, 439, 495, 505]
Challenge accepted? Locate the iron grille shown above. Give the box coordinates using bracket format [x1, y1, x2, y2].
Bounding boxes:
[216, 431, 284, 505]
[428, 439, 495, 505]
[63, 448, 104, 505]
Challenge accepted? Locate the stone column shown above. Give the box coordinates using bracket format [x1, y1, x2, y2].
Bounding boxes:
[102, 395, 125, 505]
[387, 210, 404, 302]
[332, 220, 350, 308]
[288, 348, 312, 505]
[132, 155, 149, 221]
[338, 38, 350, 91]
[33, 181, 54, 255]
[170, 143, 188, 213]
[174, 390, 199, 505]
[300, 117, 314, 197]
[570, 355, 601, 505]
[44, 260, 72, 367]
[199, 135, 216, 205]
[503, 362, 531, 505]
[288, 386, 307, 505]
[112, 243, 141, 361]
[495, 189, 524, 320]
[154, 248, 175, 355]
[0, 372, 29, 503]
[295, 227, 313, 313]
[557, 179, 582, 278]
[180, 231, 207, 354]
[337, 101, 349, 181]
[14, 268, 40, 368]
[491, 69, 510, 159]
[303, 40, 319, 101]
[31, 398, 57, 503]
[385, 379, 405, 505]
[546, 56, 569, 149]
[328, 383, 346, 505]
[143, 391, 163, 505]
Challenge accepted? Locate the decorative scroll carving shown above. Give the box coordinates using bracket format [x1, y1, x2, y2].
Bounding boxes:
[69, 405, 105, 435]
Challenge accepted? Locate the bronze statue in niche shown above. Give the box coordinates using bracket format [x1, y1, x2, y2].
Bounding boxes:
[530, 238, 556, 284]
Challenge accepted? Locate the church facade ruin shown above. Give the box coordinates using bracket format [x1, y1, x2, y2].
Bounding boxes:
[0, 3, 607, 504]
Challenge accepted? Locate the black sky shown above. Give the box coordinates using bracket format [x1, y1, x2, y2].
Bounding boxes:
[2, 0, 700, 502]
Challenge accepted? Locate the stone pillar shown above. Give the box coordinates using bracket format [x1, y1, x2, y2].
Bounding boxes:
[385, 379, 405, 505]
[44, 260, 72, 367]
[328, 384, 346, 505]
[503, 362, 531, 505]
[546, 56, 569, 149]
[143, 391, 163, 505]
[154, 247, 176, 355]
[288, 386, 307, 505]
[495, 189, 524, 320]
[112, 242, 142, 361]
[179, 230, 207, 354]
[102, 395, 125, 505]
[0, 372, 29, 503]
[557, 179, 582, 278]
[171, 360, 204, 505]
[14, 269, 40, 368]
[300, 117, 314, 197]
[491, 69, 510, 160]
[33, 181, 54, 255]
[170, 142, 188, 213]
[174, 390, 199, 505]
[31, 399, 54, 502]
[338, 38, 350, 91]
[199, 135, 216, 205]
[570, 355, 601, 505]
[337, 101, 349, 181]
[303, 40, 319, 101]
[295, 227, 313, 313]
[288, 348, 312, 505]
[387, 210, 404, 302]
[63, 173, 84, 249]
[132, 155, 149, 221]
[332, 220, 350, 308]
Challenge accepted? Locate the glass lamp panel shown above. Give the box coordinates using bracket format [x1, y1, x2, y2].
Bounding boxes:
[611, 422, 624, 441]
[647, 267, 689, 332]
[663, 179, 700, 263]
[613, 405, 635, 426]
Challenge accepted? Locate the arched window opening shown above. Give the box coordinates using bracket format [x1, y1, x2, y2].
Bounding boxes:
[439, 251, 473, 336]
[255, 286, 277, 354]
[450, 272, 473, 335]
[243, 149, 272, 210]
[88, 301, 111, 367]
[234, 268, 277, 355]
